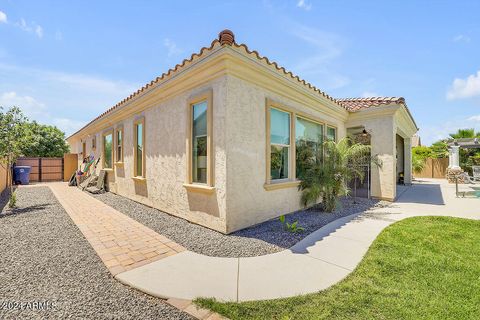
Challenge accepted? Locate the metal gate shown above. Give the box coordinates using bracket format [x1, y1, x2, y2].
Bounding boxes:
[15, 157, 64, 182]
[348, 164, 371, 199]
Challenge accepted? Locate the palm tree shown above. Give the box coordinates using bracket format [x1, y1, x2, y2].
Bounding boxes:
[449, 128, 479, 139]
[412, 153, 426, 174]
[298, 137, 380, 212]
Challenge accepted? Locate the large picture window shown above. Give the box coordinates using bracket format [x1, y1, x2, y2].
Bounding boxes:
[270, 108, 290, 180]
[295, 117, 323, 179]
[103, 131, 113, 169]
[265, 99, 337, 190]
[192, 101, 208, 184]
[134, 118, 145, 178]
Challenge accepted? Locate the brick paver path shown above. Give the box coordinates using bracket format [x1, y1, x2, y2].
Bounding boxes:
[48, 183, 185, 275]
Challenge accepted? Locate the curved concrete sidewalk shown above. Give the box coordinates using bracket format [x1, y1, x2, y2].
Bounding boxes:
[116, 178, 480, 302]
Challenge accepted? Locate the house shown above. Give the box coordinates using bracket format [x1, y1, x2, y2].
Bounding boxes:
[67, 30, 418, 233]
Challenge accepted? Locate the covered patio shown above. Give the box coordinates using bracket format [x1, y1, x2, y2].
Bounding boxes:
[340, 97, 418, 201]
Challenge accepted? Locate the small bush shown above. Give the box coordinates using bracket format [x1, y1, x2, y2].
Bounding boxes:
[279, 215, 305, 233]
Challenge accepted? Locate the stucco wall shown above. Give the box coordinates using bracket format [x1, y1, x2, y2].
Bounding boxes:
[69, 76, 229, 233]
[224, 75, 347, 232]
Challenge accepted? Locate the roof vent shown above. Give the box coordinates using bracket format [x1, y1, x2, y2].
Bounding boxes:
[218, 29, 235, 45]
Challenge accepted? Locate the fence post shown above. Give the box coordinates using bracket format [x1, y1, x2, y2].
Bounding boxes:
[38, 158, 42, 182]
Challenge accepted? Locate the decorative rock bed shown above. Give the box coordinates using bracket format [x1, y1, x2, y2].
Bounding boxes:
[92, 191, 390, 258]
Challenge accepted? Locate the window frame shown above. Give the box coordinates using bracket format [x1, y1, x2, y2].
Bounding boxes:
[184, 89, 214, 194]
[268, 105, 293, 183]
[326, 125, 337, 142]
[91, 135, 96, 150]
[115, 125, 124, 164]
[265, 99, 297, 188]
[133, 117, 146, 179]
[102, 129, 114, 170]
[295, 115, 325, 178]
[82, 141, 86, 158]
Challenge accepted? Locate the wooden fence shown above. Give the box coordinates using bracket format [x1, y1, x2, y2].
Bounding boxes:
[414, 158, 449, 179]
[0, 162, 9, 194]
[15, 157, 64, 182]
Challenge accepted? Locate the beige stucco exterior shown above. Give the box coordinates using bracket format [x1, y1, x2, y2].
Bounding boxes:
[68, 39, 417, 233]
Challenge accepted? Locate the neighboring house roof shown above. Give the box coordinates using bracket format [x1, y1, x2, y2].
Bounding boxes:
[337, 97, 418, 130]
[68, 30, 347, 139]
[411, 134, 421, 147]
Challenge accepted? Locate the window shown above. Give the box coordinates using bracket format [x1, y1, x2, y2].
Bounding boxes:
[327, 126, 337, 141]
[265, 99, 334, 190]
[82, 142, 86, 158]
[295, 117, 323, 179]
[115, 127, 123, 163]
[192, 101, 208, 183]
[92, 135, 96, 149]
[103, 131, 113, 169]
[185, 90, 213, 191]
[270, 108, 290, 180]
[134, 118, 145, 177]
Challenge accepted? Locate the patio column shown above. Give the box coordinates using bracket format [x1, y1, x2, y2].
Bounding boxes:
[403, 137, 412, 185]
[448, 146, 461, 169]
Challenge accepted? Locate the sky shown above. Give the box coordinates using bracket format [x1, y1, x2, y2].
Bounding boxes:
[0, 0, 479, 145]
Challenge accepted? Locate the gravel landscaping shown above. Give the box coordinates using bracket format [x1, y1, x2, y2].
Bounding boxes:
[0, 186, 192, 320]
[92, 191, 390, 258]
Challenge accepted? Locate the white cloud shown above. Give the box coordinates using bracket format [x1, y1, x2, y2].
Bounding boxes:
[0, 91, 84, 134]
[297, 0, 312, 11]
[35, 25, 43, 38]
[447, 70, 480, 100]
[420, 115, 480, 145]
[453, 34, 470, 43]
[0, 10, 7, 23]
[0, 63, 139, 136]
[289, 24, 349, 89]
[361, 91, 379, 98]
[0, 91, 46, 116]
[15, 18, 44, 38]
[468, 115, 480, 122]
[51, 117, 86, 134]
[163, 38, 183, 57]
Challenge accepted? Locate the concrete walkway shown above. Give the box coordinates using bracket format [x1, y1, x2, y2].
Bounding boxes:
[115, 178, 480, 302]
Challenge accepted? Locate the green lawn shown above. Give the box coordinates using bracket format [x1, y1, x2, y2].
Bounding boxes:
[196, 216, 480, 319]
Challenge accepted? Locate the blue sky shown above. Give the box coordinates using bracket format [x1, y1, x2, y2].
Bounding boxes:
[0, 0, 479, 145]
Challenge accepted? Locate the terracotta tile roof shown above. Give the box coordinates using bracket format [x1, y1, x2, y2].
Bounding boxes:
[68, 30, 347, 139]
[338, 96, 418, 130]
[336, 97, 406, 112]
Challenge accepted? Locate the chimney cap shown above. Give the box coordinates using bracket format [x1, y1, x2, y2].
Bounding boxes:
[218, 29, 235, 45]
